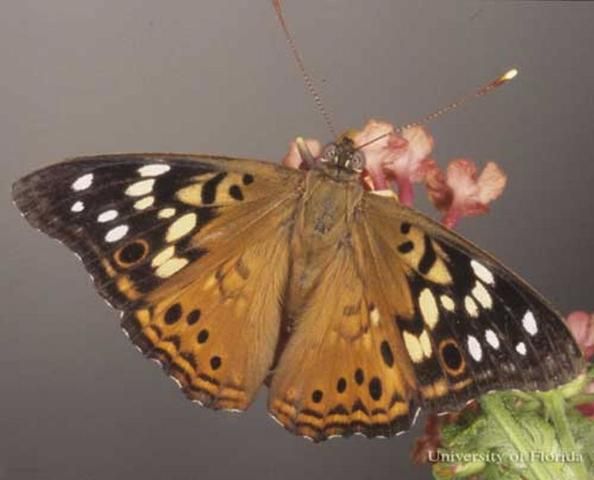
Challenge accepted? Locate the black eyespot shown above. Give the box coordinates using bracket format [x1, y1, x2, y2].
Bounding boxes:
[355, 368, 364, 385]
[337, 377, 347, 393]
[117, 240, 147, 264]
[187, 309, 201, 325]
[400, 222, 411, 234]
[164, 303, 182, 324]
[312, 390, 323, 403]
[441, 341, 463, 373]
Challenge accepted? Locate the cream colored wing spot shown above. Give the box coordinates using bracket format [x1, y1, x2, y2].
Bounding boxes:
[155, 257, 189, 278]
[464, 295, 479, 318]
[126, 179, 155, 197]
[419, 288, 439, 329]
[403, 330, 432, 363]
[158, 208, 176, 219]
[440, 294, 455, 312]
[471, 281, 492, 309]
[134, 196, 155, 210]
[166, 213, 197, 242]
[152, 246, 176, 268]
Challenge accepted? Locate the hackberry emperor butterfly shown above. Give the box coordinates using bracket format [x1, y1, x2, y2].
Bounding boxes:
[11, 3, 584, 443]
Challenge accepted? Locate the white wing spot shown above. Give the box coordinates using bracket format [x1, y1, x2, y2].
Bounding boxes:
[471, 281, 493, 309]
[467, 335, 483, 361]
[105, 224, 129, 243]
[158, 208, 176, 219]
[71, 173, 93, 191]
[138, 163, 171, 177]
[97, 209, 119, 223]
[70, 200, 84, 212]
[522, 311, 538, 336]
[419, 288, 439, 329]
[485, 329, 500, 350]
[515, 342, 527, 356]
[126, 179, 155, 197]
[464, 296, 479, 318]
[470, 260, 495, 285]
[134, 195, 154, 210]
[166, 213, 197, 242]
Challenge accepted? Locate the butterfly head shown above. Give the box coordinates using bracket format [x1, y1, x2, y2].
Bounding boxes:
[318, 137, 366, 174]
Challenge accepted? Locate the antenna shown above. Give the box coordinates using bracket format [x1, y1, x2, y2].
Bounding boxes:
[357, 68, 519, 150]
[272, 0, 338, 138]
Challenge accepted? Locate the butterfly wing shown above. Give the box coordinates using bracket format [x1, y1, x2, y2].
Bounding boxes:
[13, 154, 304, 410]
[269, 240, 419, 440]
[358, 192, 584, 412]
[268, 187, 583, 442]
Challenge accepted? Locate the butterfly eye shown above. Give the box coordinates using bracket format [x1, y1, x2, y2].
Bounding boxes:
[350, 151, 366, 172]
[320, 144, 337, 163]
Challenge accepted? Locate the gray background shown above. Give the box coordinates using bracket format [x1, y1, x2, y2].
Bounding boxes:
[1, 1, 593, 479]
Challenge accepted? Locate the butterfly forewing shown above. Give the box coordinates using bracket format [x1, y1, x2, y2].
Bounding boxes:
[13, 154, 304, 410]
[360, 192, 584, 411]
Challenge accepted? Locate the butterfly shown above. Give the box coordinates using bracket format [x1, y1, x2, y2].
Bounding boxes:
[12, 136, 584, 442]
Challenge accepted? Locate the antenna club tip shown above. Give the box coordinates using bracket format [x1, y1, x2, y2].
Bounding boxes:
[503, 68, 519, 81]
[494, 68, 519, 87]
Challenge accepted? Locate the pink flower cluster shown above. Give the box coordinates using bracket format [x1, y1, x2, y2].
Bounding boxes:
[566, 311, 594, 418]
[283, 119, 507, 228]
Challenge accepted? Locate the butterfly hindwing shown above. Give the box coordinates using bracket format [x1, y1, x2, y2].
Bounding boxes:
[13, 153, 304, 409]
[360, 192, 584, 412]
[269, 242, 418, 441]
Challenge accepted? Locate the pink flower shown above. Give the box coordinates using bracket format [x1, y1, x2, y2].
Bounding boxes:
[565, 311, 594, 418]
[353, 120, 434, 205]
[566, 311, 594, 360]
[282, 138, 322, 170]
[424, 158, 507, 228]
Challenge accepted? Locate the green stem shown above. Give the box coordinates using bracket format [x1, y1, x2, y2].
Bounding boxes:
[480, 394, 554, 480]
[539, 391, 589, 480]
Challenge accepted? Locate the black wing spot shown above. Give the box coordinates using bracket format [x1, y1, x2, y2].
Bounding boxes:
[398, 241, 414, 254]
[418, 234, 437, 275]
[197, 329, 209, 344]
[369, 377, 383, 400]
[187, 309, 201, 325]
[380, 341, 394, 367]
[311, 390, 323, 403]
[355, 368, 365, 385]
[201, 172, 227, 205]
[164, 303, 182, 324]
[337, 377, 347, 393]
[228, 185, 244, 201]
